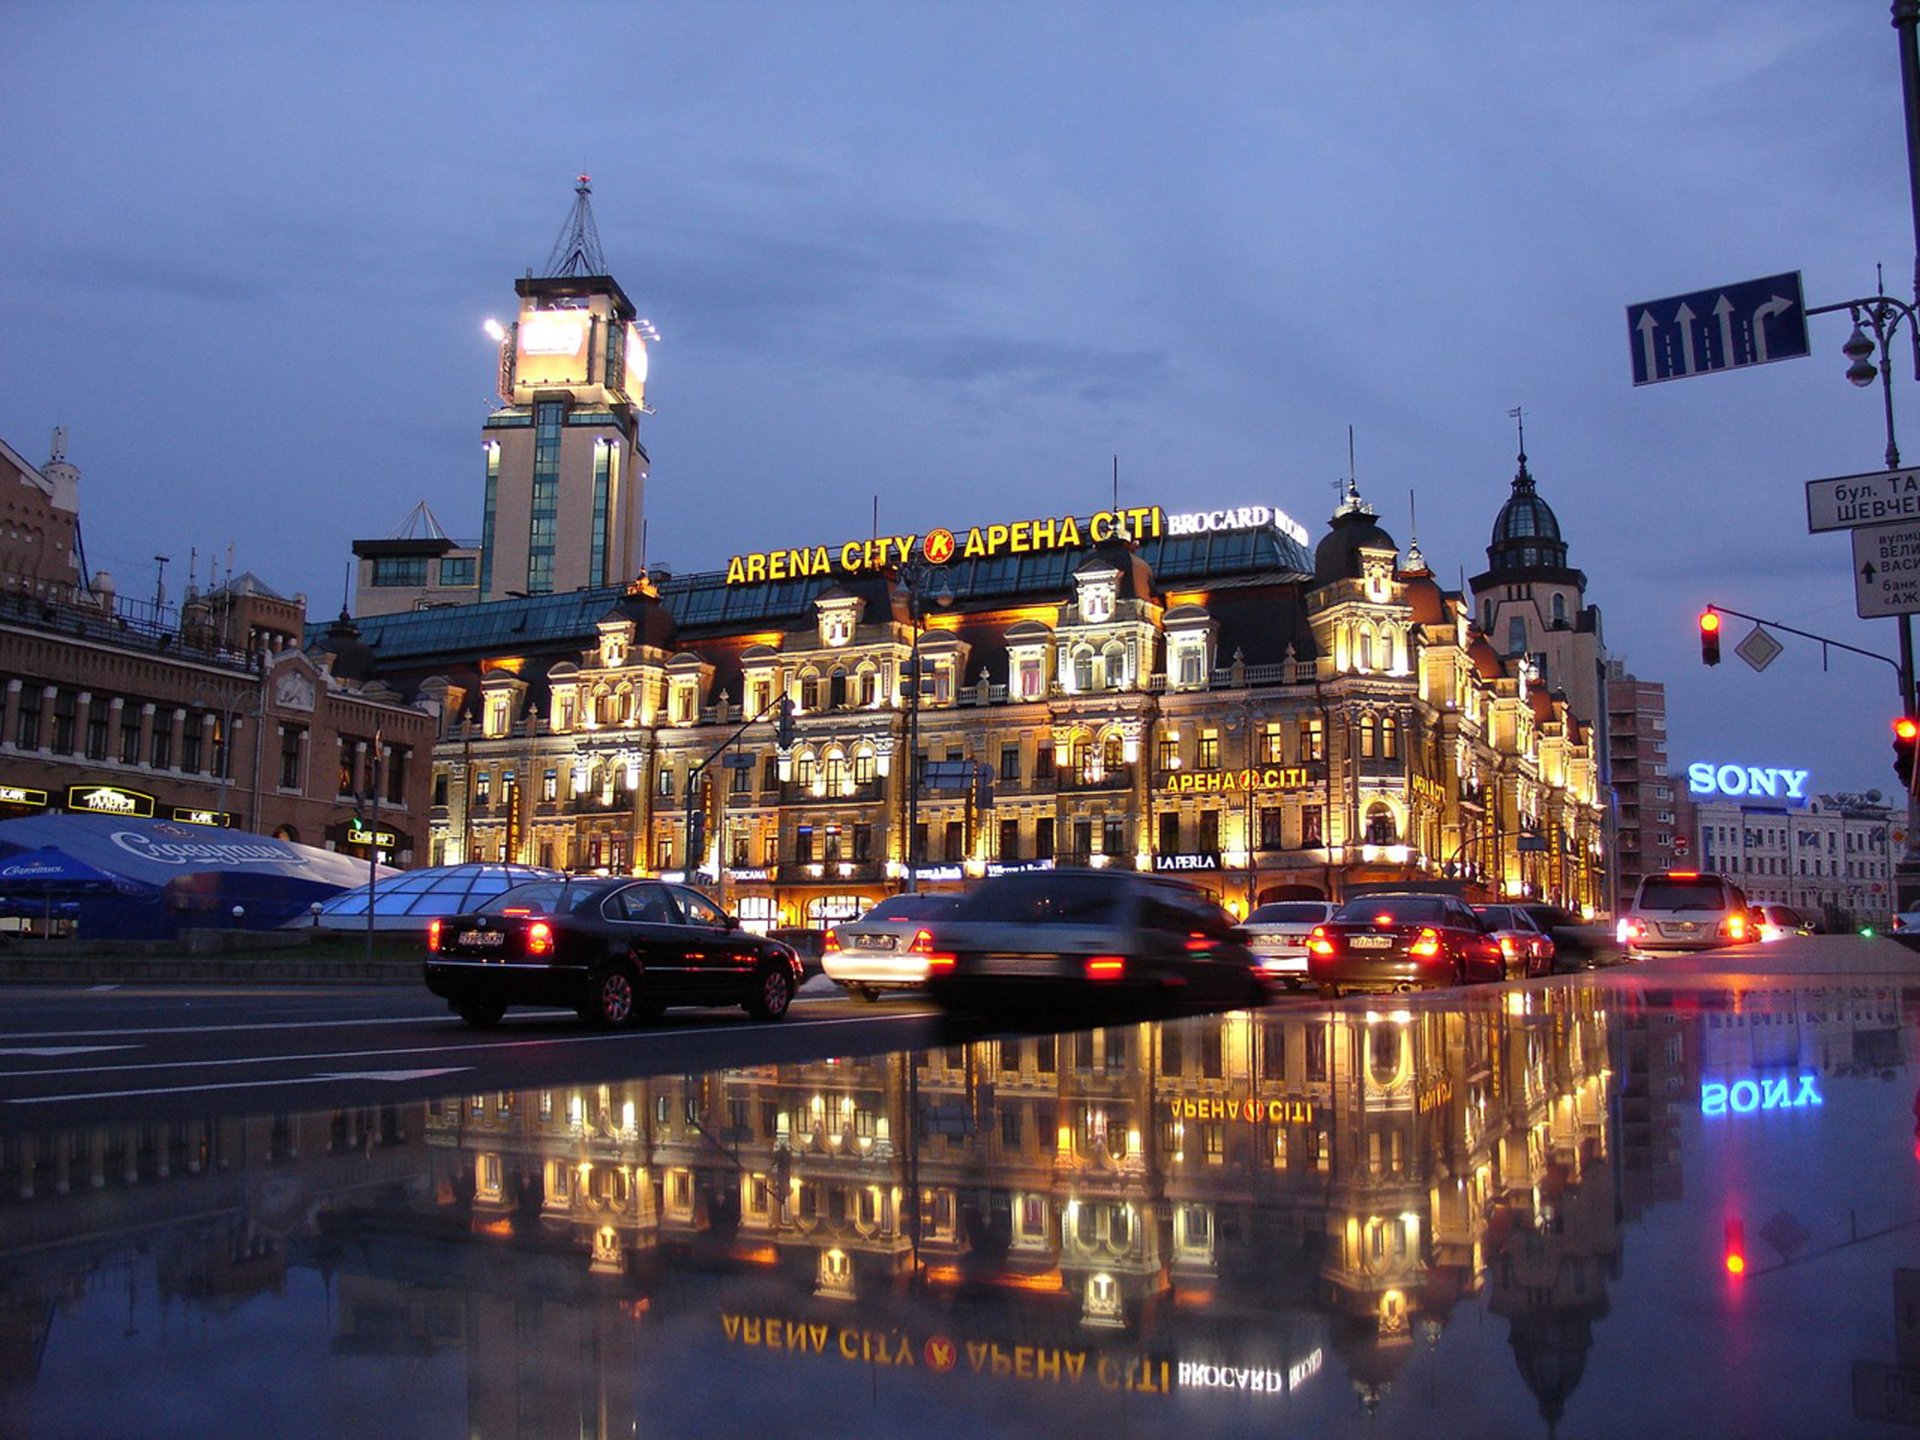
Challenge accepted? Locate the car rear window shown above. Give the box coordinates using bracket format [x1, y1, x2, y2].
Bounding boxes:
[1333, 895, 1447, 925]
[1473, 906, 1518, 928]
[1637, 879, 1730, 911]
[861, 895, 957, 921]
[952, 874, 1124, 925]
[1248, 902, 1329, 924]
[478, 882, 603, 916]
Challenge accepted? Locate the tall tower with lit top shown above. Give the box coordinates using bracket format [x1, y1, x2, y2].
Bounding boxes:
[479, 177, 655, 601]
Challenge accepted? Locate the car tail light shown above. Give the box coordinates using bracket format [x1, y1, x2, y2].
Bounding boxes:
[1720, 912, 1750, 942]
[1084, 956, 1127, 981]
[926, 952, 957, 973]
[527, 921, 555, 956]
[1617, 917, 1646, 942]
[428, 918, 442, 952]
[1307, 926, 1335, 957]
[502, 907, 532, 916]
[823, 930, 842, 954]
[908, 929, 935, 955]
[1498, 935, 1517, 960]
[1409, 927, 1441, 959]
[1184, 932, 1214, 952]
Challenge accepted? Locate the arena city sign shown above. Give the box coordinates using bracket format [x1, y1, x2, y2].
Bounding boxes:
[1161, 766, 1310, 795]
[1686, 763, 1811, 803]
[724, 507, 1165, 586]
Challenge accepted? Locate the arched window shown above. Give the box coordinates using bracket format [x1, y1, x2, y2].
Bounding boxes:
[1364, 802, 1398, 845]
[793, 750, 817, 791]
[1101, 641, 1127, 690]
[828, 669, 847, 709]
[800, 670, 822, 712]
[1551, 593, 1568, 628]
[1357, 627, 1374, 672]
[822, 750, 850, 796]
[1381, 715, 1399, 760]
[1102, 733, 1126, 773]
[1072, 648, 1094, 693]
[1359, 716, 1378, 758]
[856, 666, 878, 706]
[1506, 615, 1527, 658]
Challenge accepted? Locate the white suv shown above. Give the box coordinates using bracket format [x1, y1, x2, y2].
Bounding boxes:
[1616, 872, 1754, 960]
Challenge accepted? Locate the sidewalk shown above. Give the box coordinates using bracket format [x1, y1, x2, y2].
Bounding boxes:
[0, 932, 423, 986]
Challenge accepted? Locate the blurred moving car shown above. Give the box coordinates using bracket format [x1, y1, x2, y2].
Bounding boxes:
[1471, 903, 1556, 978]
[921, 869, 1262, 1011]
[767, 926, 829, 977]
[1240, 900, 1337, 991]
[821, 894, 962, 999]
[1892, 908, 1920, 936]
[424, 877, 804, 1028]
[1751, 903, 1815, 943]
[1307, 892, 1504, 997]
[1515, 902, 1621, 971]
[1615, 872, 1754, 960]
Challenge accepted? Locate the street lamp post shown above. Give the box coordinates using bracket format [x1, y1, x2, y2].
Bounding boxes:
[895, 558, 952, 895]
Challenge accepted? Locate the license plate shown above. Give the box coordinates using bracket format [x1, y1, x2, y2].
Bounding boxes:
[977, 954, 1065, 975]
[854, 933, 896, 950]
[1349, 934, 1393, 949]
[459, 930, 505, 947]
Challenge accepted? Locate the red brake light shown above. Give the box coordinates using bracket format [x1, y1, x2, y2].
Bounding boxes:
[1498, 935, 1517, 959]
[1409, 927, 1441, 959]
[823, 930, 842, 954]
[1185, 931, 1213, 952]
[527, 921, 555, 956]
[1666, 872, 1699, 880]
[1721, 912, 1750, 942]
[1373, 912, 1393, 927]
[908, 928, 934, 955]
[1084, 956, 1126, 981]
[428, 918, 442, 952]
[1307, 926, 1335, 957]
[926, 952, 957, 973]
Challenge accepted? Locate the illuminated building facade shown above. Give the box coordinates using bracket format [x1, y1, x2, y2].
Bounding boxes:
[329, 484, 1607, 924]
[1689, 785, 1893, 924]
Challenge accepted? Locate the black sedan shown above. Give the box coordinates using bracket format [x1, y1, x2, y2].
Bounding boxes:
[425, 877, 804, 1028]
[920, 868, 1264, 1012]
[1306, 892, 1505, 997]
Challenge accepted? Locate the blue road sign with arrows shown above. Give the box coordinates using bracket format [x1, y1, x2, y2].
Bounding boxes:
[1626, 271, 1808, 385]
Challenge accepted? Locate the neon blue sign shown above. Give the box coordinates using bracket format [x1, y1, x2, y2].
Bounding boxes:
[1701, 1073, 1823, 1117]
[1687, 763, 1810, 803]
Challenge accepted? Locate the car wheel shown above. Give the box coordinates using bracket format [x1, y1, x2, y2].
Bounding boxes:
[850, 983, 880, 1003]
[456, 1000, 506, 1029]
[581, 962, 639, 1028]
[1318, 983, 1340, 1000]
[746, 965, 795, 1022]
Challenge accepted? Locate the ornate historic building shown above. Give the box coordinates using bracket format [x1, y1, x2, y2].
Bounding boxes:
[329, 481, 1607, 928]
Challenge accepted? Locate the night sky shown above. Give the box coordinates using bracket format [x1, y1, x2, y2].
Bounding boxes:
[0, 2, 1907, 799]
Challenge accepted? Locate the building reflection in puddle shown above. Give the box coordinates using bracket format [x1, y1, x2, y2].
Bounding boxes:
[0, 978, 1910, 1437]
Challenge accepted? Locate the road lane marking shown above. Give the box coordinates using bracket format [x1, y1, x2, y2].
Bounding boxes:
[0, 1011, 930, 1089]
[0, 1046, 138, 1058]
[309, 1068, 473, 1083]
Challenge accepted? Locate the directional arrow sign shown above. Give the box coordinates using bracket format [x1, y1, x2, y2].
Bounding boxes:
[1627, 272, 1808, 385]
[1853, 520, 1920, 617]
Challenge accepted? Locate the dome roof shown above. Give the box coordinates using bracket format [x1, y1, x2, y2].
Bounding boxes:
[1482, 448, 1573, 578]
[316, 862, 565, 931]
[1314, 479, 1398, 584]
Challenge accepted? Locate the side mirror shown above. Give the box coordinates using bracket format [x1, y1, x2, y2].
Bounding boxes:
[723, 913, 741, 931]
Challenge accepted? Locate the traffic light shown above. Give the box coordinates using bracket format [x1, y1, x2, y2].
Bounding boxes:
[1895, 716, 1918, 789]
[688, 807, 707, 861]
[775, 696, 796, 749]
[1698, 609, 1721, 666]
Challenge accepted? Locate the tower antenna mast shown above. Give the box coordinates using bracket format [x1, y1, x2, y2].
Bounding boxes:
[544, 174, 607, 278]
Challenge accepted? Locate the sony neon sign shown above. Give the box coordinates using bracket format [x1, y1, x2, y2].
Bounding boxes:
[1700, 1073, 1824, 1117]
[1686, 763, 1811, 803]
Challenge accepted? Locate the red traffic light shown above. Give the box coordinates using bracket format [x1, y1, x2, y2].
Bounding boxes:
[1896, 717, 1919, 789]
[1699, 610, 1722, 666]
[1896, 717, 1918, 742]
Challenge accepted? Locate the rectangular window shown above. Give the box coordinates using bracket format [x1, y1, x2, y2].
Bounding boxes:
[1259, 806, 1283, 849]
[150, 725, 171, 770]
[1034, 817, 1054, 860]
[51, 691, 74, 755]
[1000, 744, 1020, 782]
[386, 747, 408, 805]
[120, 711, 141, 765]
[181, 723, 201, 773]
[1035, 746, 1054, 780]
[853, 823, 872, 861]
[1198, 810, 1220, 852]
[999, 818, 1019, 861]
[1301, 805, 1324, 847]
[1157, 736, 1179, 771]
[1072, 817, 1092, 861]
[438, 555, 476, 587]
[15, 703, 38, 751]
[280, 727, 302, 789]
[795, 825, 814, 863]
[1301, 717, 1324, 762]
[1260, 725, 1285, 764]
[1159, 811, 1181, 854]
[1103, 814, 1125, 856]
[944, 820, 965, 862]
[85, 709, 108, 762]
[371, 557, 428, 587]
[1198, 731, 1219, 768]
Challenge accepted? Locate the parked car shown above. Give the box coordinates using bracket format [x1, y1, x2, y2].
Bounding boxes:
[921, 869, 1263, 1012]
[1240, 900, 1338, 991]
[1471, 903, 1556, 978]
[767, 926, 829, 977]
[424, 877, 804, 1028]
[1752, 903, 1815, 943]
[821, 894, 964, 999]
[1307, 892, 1505, 997]
[1615, 872, 1754, 960]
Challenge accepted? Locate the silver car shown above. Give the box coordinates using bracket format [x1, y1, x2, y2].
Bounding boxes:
[1616, 872, 1755, 959]
[822, 893, 962, 1000]
[1240, 900, 1336, 991]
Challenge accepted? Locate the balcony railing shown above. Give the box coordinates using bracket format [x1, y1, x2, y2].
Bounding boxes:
[773, 860, 888, 885]
[1055, 764, 1135, 793]
[782, 779, 887, 807]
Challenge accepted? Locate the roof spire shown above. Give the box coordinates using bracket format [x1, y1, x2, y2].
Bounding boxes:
[543, 174, 607, 278]
[1509, 405, 1534, 491]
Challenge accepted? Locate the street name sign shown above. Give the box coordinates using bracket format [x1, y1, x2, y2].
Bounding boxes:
[1853, 520, 1920, 618]
[1627, 271, 1808, 385]
[1808, 467, 1920, 533]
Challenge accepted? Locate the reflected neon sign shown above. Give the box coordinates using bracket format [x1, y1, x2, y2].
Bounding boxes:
[1701, 1073, 1824, 1116]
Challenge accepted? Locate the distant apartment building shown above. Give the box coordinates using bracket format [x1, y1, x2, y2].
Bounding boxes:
[1605, 660, 1676, 901]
